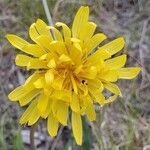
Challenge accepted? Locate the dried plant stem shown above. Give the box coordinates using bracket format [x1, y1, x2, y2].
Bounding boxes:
[41, 0, 56, 39]
[30, 124, 37, 150]
[138, 19, 149, 86]
[51, 126, 64, 150]
[41, 0, 54, 26]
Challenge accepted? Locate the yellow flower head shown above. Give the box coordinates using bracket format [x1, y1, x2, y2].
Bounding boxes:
[6, 6, 140, 145]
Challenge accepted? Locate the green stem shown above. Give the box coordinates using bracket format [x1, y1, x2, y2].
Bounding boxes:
[30, 124, 37, 150]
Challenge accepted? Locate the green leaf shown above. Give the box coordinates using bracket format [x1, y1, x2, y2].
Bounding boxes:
[13, 130, 24, 150]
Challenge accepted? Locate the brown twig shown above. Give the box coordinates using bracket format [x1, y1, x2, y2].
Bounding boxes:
[138, 19, 149, 86]
[51, 126, 64, 150]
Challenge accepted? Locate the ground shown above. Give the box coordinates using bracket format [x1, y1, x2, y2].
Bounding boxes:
[0, 0, 150, 150]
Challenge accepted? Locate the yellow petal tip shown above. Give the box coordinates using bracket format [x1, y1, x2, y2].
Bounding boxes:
[8, 93, 12, 100]
[5, 34, 13, 40]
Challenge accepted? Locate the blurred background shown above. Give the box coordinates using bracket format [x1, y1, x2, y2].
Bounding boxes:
[0, 0, 150, 149]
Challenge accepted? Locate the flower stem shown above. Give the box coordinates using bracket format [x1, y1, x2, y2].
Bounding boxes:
[41, 0, 56, 39]
[30, 124, 37, 150]
[41, 0, 54, 26]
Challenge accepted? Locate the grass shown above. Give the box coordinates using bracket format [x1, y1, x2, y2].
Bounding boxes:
[0, 113, 7, 150]
[0, 0, 150, 149]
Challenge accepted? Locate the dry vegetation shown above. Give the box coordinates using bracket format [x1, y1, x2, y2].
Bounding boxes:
[0, 0, 150, 150]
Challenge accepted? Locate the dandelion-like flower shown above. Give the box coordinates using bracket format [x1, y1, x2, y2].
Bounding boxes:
[6, 6, 141, 145]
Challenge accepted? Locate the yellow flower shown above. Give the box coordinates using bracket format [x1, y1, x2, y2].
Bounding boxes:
[6, 6, 140, 145]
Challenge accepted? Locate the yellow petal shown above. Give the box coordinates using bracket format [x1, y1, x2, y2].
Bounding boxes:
[84, 33, 107, 55]
[47, 41, 68, 55]
[56, 102, 68, 126]
[29, 23, 39, 42]
[23, 83, 36, 92]
[34, 77, 45, 89]
[72, 112, 82, 145]
[85, 103, 96, 121]
[47, 26, 63, 41]
[105, 54, 127, 69]
[6, 34, 28, 49]
[44, 88, 52, 96]
[47, 59, 56, 68]
[35, 19, 52, 37]
[79, 95, 91, 113]
[70, 43, 82, 65]
[19, 99, 39, 125]
[45, 70, 54, 85]
[117, 67, 141, 79]
[79, 66, 97, 79]
[29, 19, 53, 42]
[23, 44, 45, 57]
[47, 112, 59, 137]
[99, 70, 118, 82]
[35, 35, 52, 52]
[89, 88, 105, 106]
[19, 89, 40, 106]
[59, 54, 72, 63]
[77, 83, 88, 96]
[51, 76, 64, 90]
[51, 90, 71, 102]
[37, 94, 49, 114]
[9, 74, 39, 101]
[24, 72, 43, 89]
[71, 38, 81, 43]
[55, 22, 71, 39]
[16, 55, 47, 69]
[71, 75, 78, 94]
[9, 84, 38, 103]
[99, 37, 125, 55]
[103, 82, 122, 96]
[39, 54, 48, 60]
[88, 79, 103, 92]
[93, 92, 105, 106]
[40, 98, 52, 118]
[105, 95, 118, 104]
[8, 86, 24, 101]
[6, 34, 45, 57]
[74, 64, 83, 74]
[72, 6, 89, 38]
[79, 22, 97, 42]
[28, 108, 40, 126]
[86, 49, 111, 66]
[15, 54, 32, 67]
[70, 93, 80, 112]
[27, 58, 48, 70]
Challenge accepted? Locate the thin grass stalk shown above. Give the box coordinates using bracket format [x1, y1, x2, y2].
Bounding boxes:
[41, 0, 54, 26]
[30, 123, 37, 150]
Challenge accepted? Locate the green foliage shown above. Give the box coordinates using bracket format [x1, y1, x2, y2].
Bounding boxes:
[83, 117, 92, 150]
[0, 113, 7, 150]
[13, 130, 24, 150]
